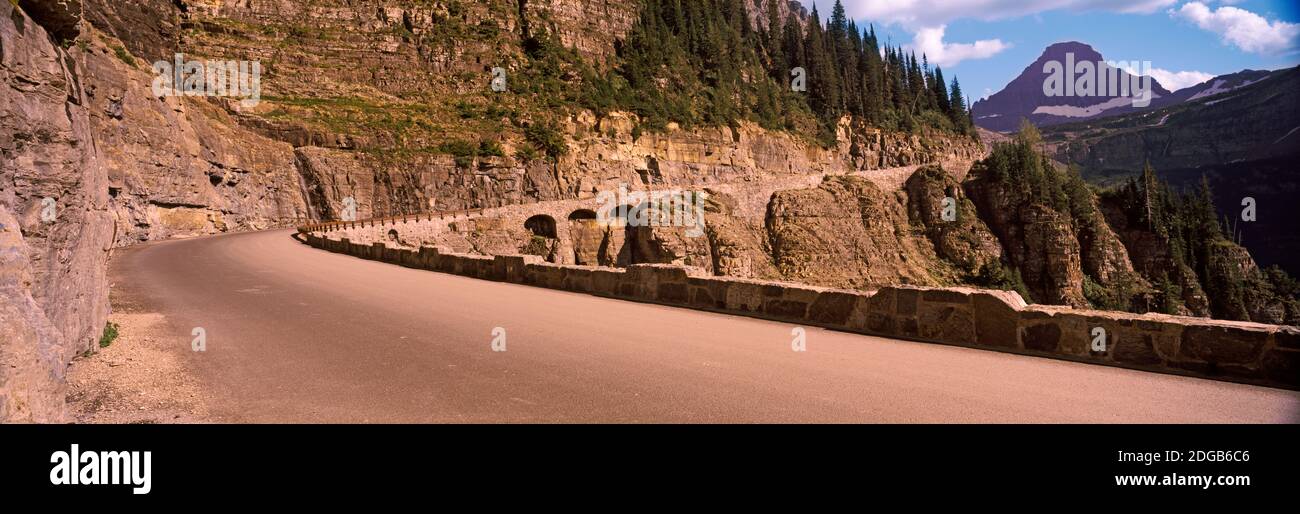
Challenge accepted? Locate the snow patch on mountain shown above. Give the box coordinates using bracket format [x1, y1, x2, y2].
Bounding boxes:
[1188, 80, 1229, 101]
[1032, 96, 1142, 118]
[1187, 73, 1274, 102]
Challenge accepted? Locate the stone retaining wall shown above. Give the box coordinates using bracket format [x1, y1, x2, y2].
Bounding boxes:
[302, 233, 1300, 390]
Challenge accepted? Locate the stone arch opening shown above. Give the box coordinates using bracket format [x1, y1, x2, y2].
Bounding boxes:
[568, 209, 597, 221]
[567, 209, 602, 265]
[523, 214, 558, 262]
[615, 203, 647, 266]
[609, 204, 637, 224]
[524, 214, 557, 238]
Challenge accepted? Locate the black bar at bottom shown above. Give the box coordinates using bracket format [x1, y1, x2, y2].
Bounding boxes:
[1, 424, 1292, 502]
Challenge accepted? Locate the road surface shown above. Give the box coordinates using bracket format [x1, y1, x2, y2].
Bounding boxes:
[109, 229, 1300, 423]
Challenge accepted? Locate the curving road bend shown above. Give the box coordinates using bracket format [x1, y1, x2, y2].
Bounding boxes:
[109, 229, 1300, 423]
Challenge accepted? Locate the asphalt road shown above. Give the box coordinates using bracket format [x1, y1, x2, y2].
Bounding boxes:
[109, 229, 1300, 423]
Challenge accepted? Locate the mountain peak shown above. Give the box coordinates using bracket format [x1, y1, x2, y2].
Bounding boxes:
[1043, 41, 1098, 53]
[1033, 41, 1105, 66]
[973, 41, 1176, 132]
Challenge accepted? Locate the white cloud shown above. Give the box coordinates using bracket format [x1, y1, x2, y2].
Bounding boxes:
[1171, 2, 1300, 55]
[1144, 67, 1214, 91]
[1113, 62, 1215, 92]
[834, 0, 1178, 28]
[909, 25, 1010, 67]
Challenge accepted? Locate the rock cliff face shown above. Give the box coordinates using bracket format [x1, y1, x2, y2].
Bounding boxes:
[904, 165, 1001, 276]
[78, 27, 309, 244]
[522, 0, 639, 64]
[1, 2, 113, 422]
[72, 0, 985, 234]
[766, 175, 953, 289]
[964, 171, 1084, 306]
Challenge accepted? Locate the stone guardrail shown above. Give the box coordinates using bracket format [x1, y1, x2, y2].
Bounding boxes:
[298, 208, 489, 233]
[300, 232, 1300, 390]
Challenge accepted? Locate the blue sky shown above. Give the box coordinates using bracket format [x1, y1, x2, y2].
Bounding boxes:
[804, 1, 1300, 100]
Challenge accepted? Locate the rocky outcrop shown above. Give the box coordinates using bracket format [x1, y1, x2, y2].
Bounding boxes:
[1076, 207, 1142, 288]
[1, 3, 113, 422]
[16, 0, 83, 43]
[964, 171, 1086, 306]
[522, 0, 639, 64]
[904, 165, 1001, 275]
[766, 176, 954, 290]
[1203, 242, 1298, 325]
[82, 0, 178, 62]
[701, 189, 780, 280]
[0, 210, 69, 422]
[1018, 205, 1088, 306]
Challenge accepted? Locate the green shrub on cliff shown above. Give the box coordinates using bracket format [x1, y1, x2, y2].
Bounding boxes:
[478, 139, 505, 158]
[976, 121, 1090, 226]
[111, 44, 135, 66]
[974, 262, 1033, 303]
[514, 143, 542, 164]
[438, 140, 477, 168]
[524, 122, 568, 159]
[99, 322, 119, 349]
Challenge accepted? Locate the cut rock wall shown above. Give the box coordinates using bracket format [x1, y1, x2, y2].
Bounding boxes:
[1, 3, 113, 422]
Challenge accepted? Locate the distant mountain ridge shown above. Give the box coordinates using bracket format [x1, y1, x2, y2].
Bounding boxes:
[1043, 65, 1300, 178]
[1164, 69, 1278, 105]
[972, 41, 1286, 133]
[1040, 65, 1300, 276]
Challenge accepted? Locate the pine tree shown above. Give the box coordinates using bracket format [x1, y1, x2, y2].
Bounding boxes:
[765, 0, 782, 63]
[804, 5, 841, 139]
[1140, 160, 1159, 231]
[932, 66, 950, 114]
[862, 25, 884, 122]
[949, 77, 968, 131]
[845, 19, 865, 117]
[907, 51, 925, 112]
[829, 1, 856, 114]
[890, 48, 907, 111]
[781, 5, 805, 70]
